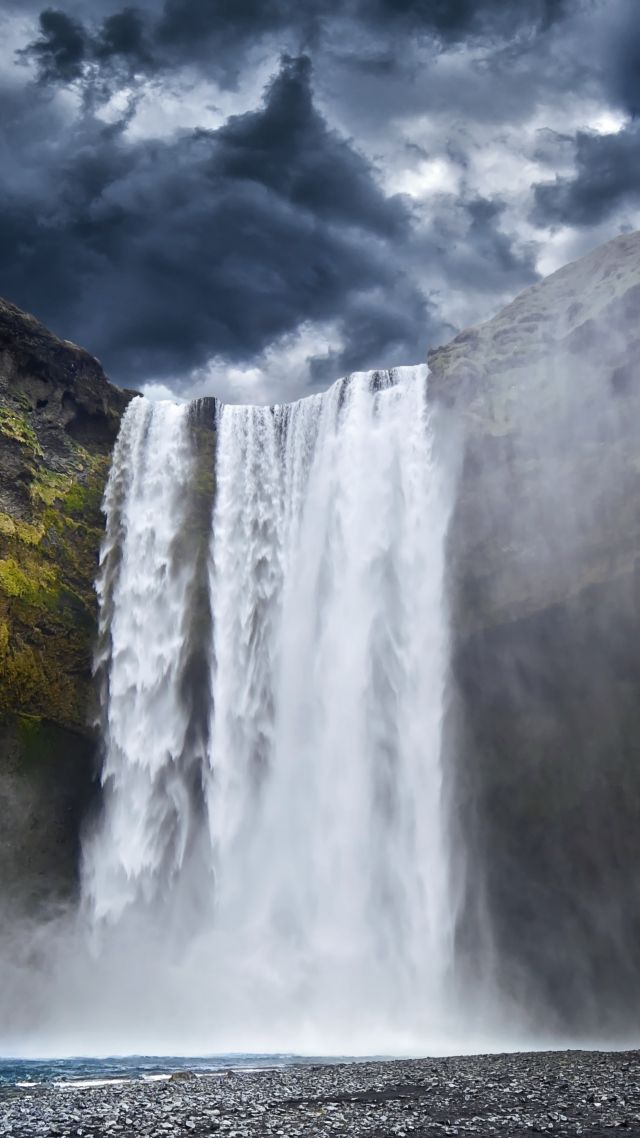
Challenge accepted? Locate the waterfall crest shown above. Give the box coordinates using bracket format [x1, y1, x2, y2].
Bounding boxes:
[79, 365, 460, 1053]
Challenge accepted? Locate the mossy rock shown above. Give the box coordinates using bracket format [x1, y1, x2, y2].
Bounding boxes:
[0, 406, 43, 456]
[0, 295, 135, 732]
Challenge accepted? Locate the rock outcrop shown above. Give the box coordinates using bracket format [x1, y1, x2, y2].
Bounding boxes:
[429, 231, 640, 1034]
[0, 298, 135, 906]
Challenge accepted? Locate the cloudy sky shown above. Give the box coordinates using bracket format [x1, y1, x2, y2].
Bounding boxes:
[1, 0, 639, 402]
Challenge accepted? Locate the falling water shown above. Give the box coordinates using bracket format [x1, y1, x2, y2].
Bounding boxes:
[79, 365, 460, 1054]
[84, 398, 208, 924]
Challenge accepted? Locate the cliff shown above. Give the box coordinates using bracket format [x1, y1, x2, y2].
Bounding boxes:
[0, 298, 134, 907]
[429, 231, 640, 1034]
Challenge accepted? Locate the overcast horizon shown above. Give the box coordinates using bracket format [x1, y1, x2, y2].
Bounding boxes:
[2, 0, 640, 402]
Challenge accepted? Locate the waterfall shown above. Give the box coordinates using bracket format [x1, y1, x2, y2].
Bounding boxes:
[80, 365, 460, 1054]
[83, 398, 205, 922]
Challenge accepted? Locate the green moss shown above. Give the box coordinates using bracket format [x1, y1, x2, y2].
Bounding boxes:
[30, 468, 74, 507]
[40, 509, 102, 610]
[1, 644, 78, 724]
[0, 322, 131, 733]
[0, 458, 108, 727]
[63, 477, 105, 518]
[63, 483, 89, 514]
[0, 512, 44, 545]
[0, 407, 43, 456]
[0, 405, 116, 729]
[0, 557, 58, 604]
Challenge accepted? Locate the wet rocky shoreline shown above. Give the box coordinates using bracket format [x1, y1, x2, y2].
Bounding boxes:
[3, 1049, 640, 1137]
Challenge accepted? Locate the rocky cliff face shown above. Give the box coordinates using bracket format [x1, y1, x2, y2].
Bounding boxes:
[0, 298, 134, 907]
[429, 231, 640, 1035]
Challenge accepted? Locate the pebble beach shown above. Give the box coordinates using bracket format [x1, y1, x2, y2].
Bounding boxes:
[3, 1049, 640, 1137]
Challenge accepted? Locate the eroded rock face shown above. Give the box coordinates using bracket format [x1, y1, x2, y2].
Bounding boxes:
[429, 231, 640, 1035]
[0, 297, 135, 905]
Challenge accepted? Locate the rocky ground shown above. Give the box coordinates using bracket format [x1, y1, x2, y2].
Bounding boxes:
[3, 1050, 640, 1137]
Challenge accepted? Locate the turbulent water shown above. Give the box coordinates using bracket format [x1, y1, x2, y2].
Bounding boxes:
[3, 366, 471, 1057]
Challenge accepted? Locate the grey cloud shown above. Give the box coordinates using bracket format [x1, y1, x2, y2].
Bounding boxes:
[353, 0, 569, 40]
[412, 194, 539, 298]
[310, 284, 432, 385]
[95, 8, 151, 65]
[532, 125, 640, 227]
[597, 0, 640, 118]
[22, 0, 572, 96]
[26, 9, 88, 83]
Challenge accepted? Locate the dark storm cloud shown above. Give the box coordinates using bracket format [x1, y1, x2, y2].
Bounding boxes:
[23, 0, 570, 94]
[154, 0, 302, 65]
[353, 0, 567, 39]
[27, 9, 88, 83]
[23, 6, 154, 93]
[95, 9, 151, 65]
[0, 55, 430, 387]
[209, 56, 407, 237]
[8, 0, 638, 397]
[597, 0, 640, 118]
[151, 0, 570, 58]
[532, 124, 640, 227]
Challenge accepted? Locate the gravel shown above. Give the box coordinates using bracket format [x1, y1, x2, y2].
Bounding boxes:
[3, 1049, 640, 1137]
